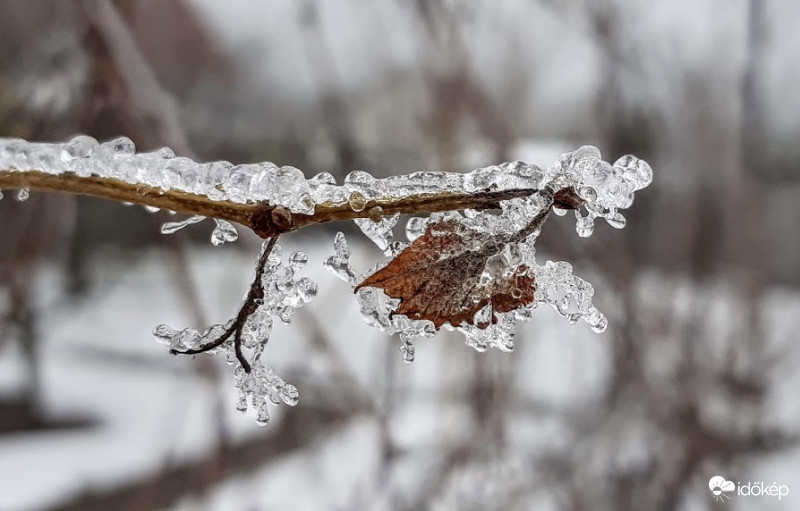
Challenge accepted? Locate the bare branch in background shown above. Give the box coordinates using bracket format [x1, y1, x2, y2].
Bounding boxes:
[78, 0, 192, 156]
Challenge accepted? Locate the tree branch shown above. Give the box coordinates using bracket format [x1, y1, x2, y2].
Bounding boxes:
[0, 170, 581, 238]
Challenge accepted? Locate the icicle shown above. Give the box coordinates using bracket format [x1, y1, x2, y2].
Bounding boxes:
[354, 212, 400, 252]
[154, 237, 317, 424]
[400, 334, 416, 364]
[210, 219, 238, 246]
[160, 215, 205, 234]
[323, 232, 358, 285]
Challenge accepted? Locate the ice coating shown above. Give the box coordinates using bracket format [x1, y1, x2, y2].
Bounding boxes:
[330, 145, 651, 359]
[0, 136, 316, 244]
[0, 137, 543, 212]
[153, 240, 317, 425]
[1, 135, 649, 369]
[160, 214, 205, 234]
[210, 219, 239, 246]
[1, 137, 649, 244]
[0, 136, 317, 213]
[354, 210, 400, 253]
[328, 213, 607, 358]
[547, 145, 652, 236]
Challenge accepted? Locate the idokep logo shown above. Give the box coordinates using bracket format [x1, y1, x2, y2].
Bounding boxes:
[708, 475, 789, 503]
[709, 476, 735, 502]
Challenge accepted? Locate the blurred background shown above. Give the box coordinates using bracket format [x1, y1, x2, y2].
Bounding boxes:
[0, 0, 799, 509]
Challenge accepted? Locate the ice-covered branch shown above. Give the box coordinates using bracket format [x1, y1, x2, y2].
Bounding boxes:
[0, 135, 653, 425]
[0, 136, 573, 240]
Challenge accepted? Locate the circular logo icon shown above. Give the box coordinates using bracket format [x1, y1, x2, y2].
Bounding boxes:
[709, 476, 735, 502]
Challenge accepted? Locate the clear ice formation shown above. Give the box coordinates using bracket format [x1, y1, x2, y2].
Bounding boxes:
[0, 136, 651, 410]
[0, 138, 649, 246]
[325, 146, 651, 360]
[0, 137, 650, 241]
[153, 241, 317, 425]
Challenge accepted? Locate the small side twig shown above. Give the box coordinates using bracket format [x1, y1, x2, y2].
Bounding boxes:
[169, 236, 280, 372]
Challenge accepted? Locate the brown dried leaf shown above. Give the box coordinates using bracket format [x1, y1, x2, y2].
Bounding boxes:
[354, 219, 536, 329]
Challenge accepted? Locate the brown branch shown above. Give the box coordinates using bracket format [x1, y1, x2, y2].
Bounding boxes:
[170, 236, 280, 372]
[0, 170, 581, 238]
[0, 170, 254, 226]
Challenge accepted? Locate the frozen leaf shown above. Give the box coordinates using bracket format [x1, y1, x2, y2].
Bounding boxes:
[355, 218, 536, 329]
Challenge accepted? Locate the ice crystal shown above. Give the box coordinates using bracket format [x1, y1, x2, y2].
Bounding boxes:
[0, 135, 651, 419]
[323, 232, 359, 286]
[210, 219, 238, 246]
[326, 146, 650, 360]
[0, 137, 324, 239]
[547, 146, 652, 236]
[354, 211, 400, 253]
[153, 239, 317, 425]
[0, 137, 646, 244]
[160, 214, 205, 234]
[324, 231, 437, 360]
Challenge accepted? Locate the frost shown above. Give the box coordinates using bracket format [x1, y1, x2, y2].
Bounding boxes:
[348, 191, 368, 212]
[153, 239, 317, 425]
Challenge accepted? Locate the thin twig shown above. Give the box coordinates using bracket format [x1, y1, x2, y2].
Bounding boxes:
[168, 236, 280, 372]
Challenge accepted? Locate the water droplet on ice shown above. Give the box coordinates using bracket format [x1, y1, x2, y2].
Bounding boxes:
[211, 219, 239, 246]
[348, 191, 367, 212]
[578, 186, 597, 202]
[606, 211, 626, 229]
[256, 405, 270, 426]
[368, 206, 384, 222]
[400, 337, 416, 364]
[280, 384, 300, 406]
[235, 393, 249, 414]
[289, 251, 308, 269]
[406, 217, 427, 241]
